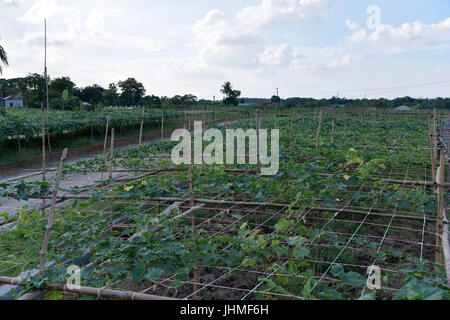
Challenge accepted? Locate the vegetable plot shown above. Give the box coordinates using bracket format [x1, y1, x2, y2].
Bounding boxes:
[0, 108, 449, 300]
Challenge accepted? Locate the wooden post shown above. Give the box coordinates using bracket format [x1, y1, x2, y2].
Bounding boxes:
[39, 148, 68, 275]
[139, 106, 145, 145]
[315, 109, 323, 149]
[185, 113, 198, 298]
[442, 210, 450, 286]
[101, 116, 110, 182]
[161, 110, 164, 139]
[90, 122, 94, 144]
[109, 128, 115, 232]
[289, 116, 293, 154]
[331, 106, 335, 145]
[17, 129, 21, 152]
[103, 116, 110, 154]
[41, 103, 46, 216]
[256, 110, 261, 173]
[213, 96, 216, 125]
[436, 148, 446, 265]
[428, 112, 437, 184]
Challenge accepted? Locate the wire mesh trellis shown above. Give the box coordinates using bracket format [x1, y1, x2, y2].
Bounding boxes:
[0, 108, 448, 300]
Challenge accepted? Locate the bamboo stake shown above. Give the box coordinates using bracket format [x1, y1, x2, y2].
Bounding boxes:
[436, 148, 445, 265]
[39, 148, 68, 276]
[103, 116, 110, 153]
[256, 110, 261, 173]
[428, 112, 437, 184]
[315, 109, 323, 149]
[41, 102, 46, 217]
[139, 106, 145, 145]
[109, 128, 115, 232]
[289, 116, 293, 154]
[161, 110, 164, 139]
[442, 210, 450, 286]
[331, 106, 336, 145]
[33, 194, 443, 223]
[187, 120, 197, 298]
[0, 276, 176, 300]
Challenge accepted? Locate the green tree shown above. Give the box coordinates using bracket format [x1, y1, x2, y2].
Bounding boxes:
[221, 81, 241, 106]
[49, 77, 75, 95]
[19, 73, 46, 108]
[0, 43, 8, 75]
[103, 83, 119, 106]
[271, 95, 281, 103]
[74, 84, 104, 104]
[118, 78, 146, 105]
[142, 95, 162, 108]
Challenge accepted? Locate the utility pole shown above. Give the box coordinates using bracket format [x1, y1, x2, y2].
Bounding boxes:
[276, 87, 280, 107]
[213, 95, 216, 124]
[44, 19, 49, 114]
[44, 19, 51, 152]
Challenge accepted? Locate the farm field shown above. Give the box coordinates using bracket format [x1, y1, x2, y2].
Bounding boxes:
[0, 108, 449, 300]
[0, 107, 251, 164]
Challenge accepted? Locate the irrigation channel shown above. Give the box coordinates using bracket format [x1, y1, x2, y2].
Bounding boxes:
[0, 108, 449, 300]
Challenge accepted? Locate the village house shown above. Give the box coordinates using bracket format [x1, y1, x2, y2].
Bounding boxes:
[0, 93, 24, 108]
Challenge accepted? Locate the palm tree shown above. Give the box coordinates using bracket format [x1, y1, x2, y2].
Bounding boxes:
[0, 44, 8, 75]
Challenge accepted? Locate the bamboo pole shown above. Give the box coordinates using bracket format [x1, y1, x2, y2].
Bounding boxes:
[109, 128, 115, 232]
[331, 106, 335, 145]
[0, 276, 176, 300]
[139, 106, 145, 145]
[436, 148, 446, 265]
[41, 102, 46, 217]
[428, 112, 437, 184]
[289, 116, 293, 154]
[442, 210, 450, 286]
[33, 194, 442, 223]
[39, 148, 68, 276]
[161, 110, 164, 139]
[256, 110, 261, 173]
[103, 116, 110, 153]
[186, 116, 197, 298]
[315, 109, 323, 149]
[101, 116, 110, 182]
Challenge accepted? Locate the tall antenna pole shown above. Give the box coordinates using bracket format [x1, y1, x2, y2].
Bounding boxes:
[44, 19, 49, 113]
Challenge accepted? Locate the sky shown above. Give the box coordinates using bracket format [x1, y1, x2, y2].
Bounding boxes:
[0, 0, 450, 99]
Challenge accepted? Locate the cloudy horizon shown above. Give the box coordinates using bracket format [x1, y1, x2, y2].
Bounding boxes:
[1, 0, 450, 100]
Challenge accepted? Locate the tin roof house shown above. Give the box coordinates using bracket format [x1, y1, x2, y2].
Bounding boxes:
[394, 105, 412, 111]
[1, 93, 24, 108]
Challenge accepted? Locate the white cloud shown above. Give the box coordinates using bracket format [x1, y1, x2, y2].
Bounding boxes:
[259, 43, 300, 66]
[236, 0, 330, 31]
[169, 0, 330, 74]
[2, 0, 23, 6]
[20, 0, 64, 23]
[345, 17, 450, 53]
[345, 19, 359, 31]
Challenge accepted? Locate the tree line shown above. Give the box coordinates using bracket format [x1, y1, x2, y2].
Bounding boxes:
[1, 73, 450, 110]
[0, 74, 202, 110]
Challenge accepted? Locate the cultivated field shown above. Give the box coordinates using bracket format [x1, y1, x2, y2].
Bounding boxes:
[0, 108, 449, 300]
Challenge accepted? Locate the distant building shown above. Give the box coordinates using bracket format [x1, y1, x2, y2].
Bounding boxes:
[238, 103, 251, 107]
[395, 105, 412, 111]
[265, 102, 279, 108]
[1, 93, 24, 108]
